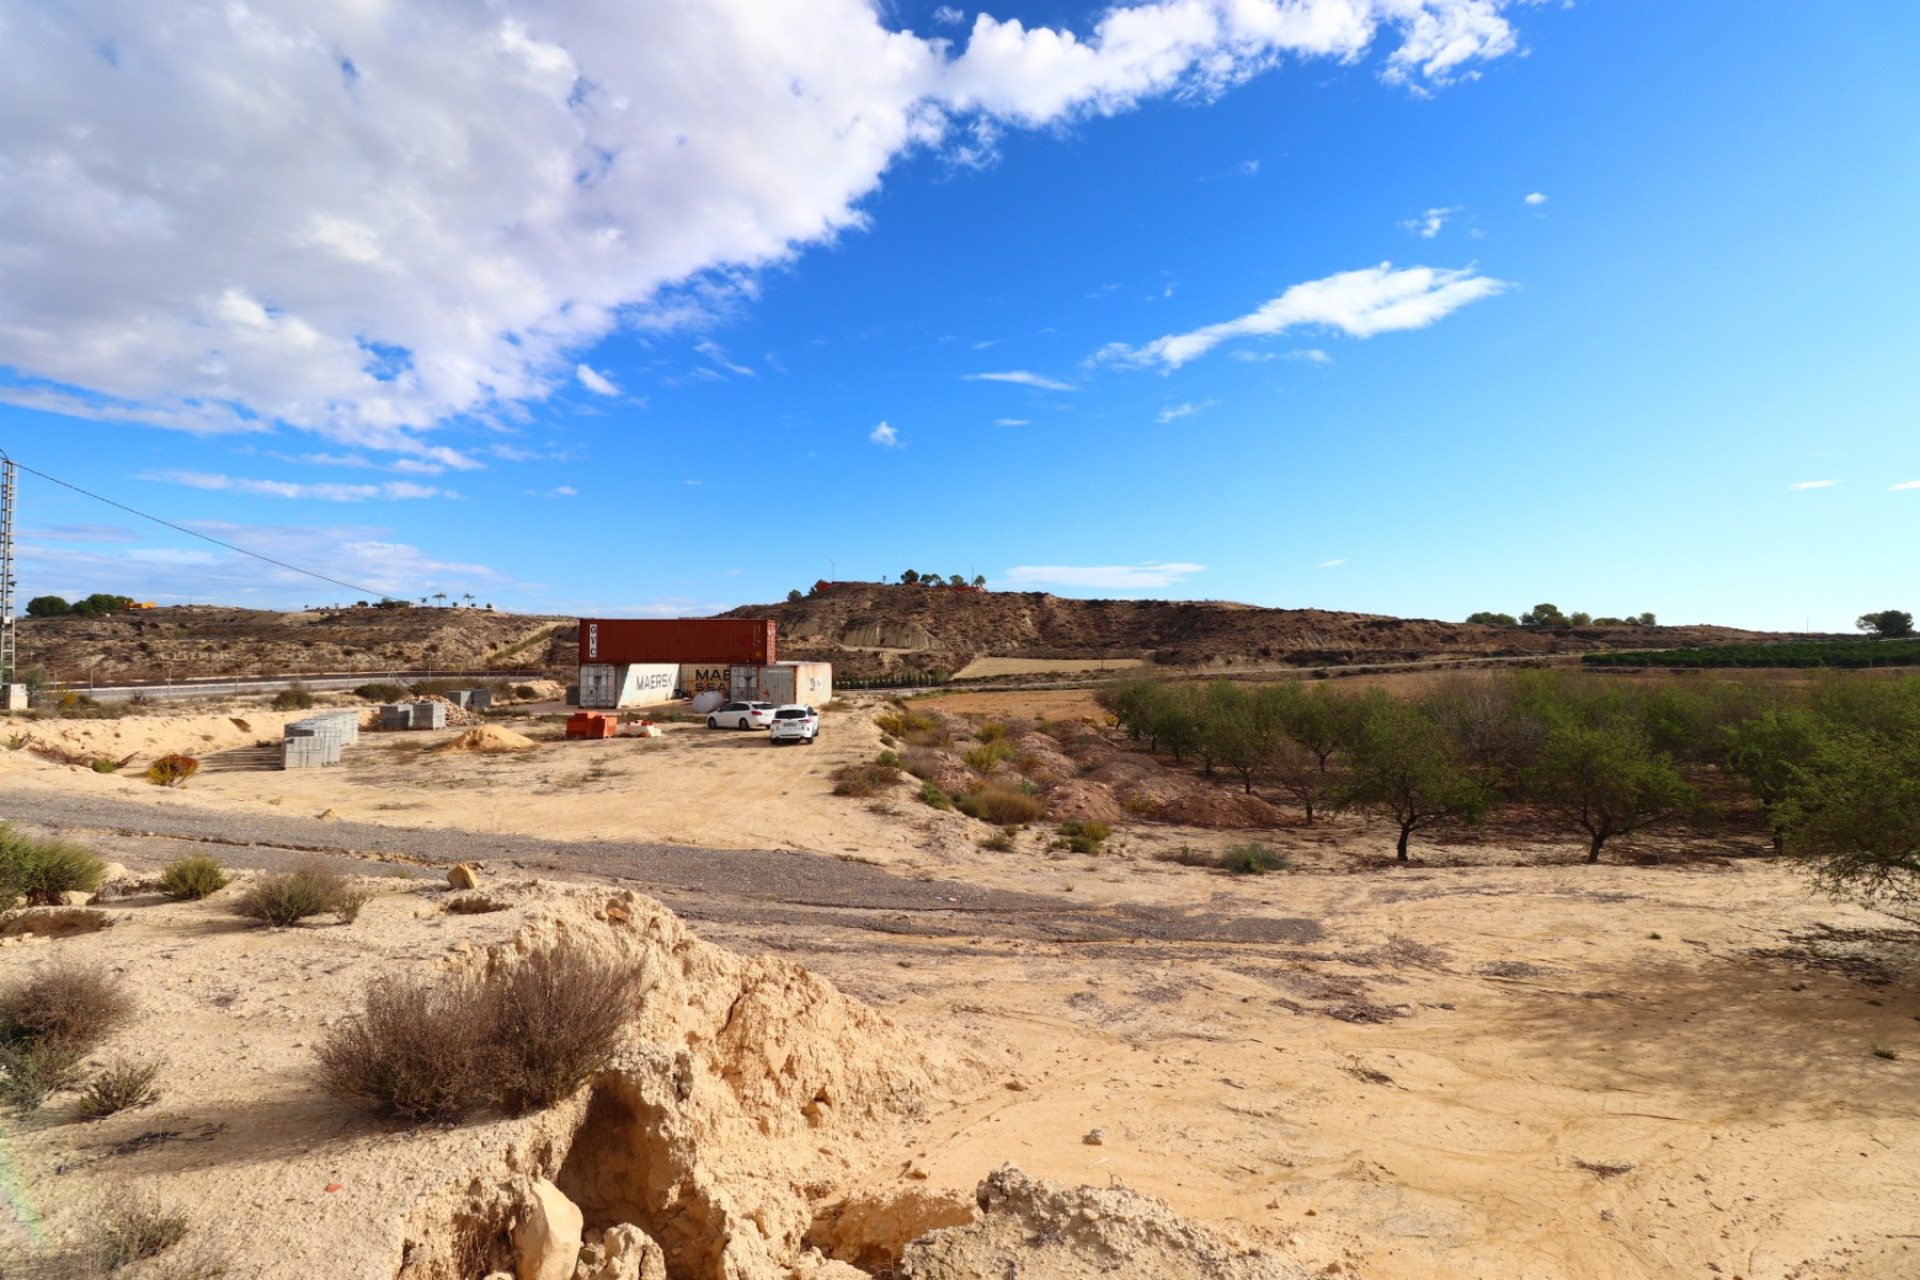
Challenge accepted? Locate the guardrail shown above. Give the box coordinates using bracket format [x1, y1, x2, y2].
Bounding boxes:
[37, 670, 546, 704]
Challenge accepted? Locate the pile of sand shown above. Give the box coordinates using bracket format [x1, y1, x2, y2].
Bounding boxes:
[435, 724, 538, 753]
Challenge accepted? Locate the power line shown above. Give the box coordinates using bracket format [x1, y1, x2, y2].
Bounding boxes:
[0, 450, 390, 599]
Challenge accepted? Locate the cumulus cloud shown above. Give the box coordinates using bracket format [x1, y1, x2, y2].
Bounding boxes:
[1401, 206, 1459, 238]
[966, 370, 1077, 391]
[934, 5, 968, 25]
[577, 365, 620, 396]
[1788, 480, 1837, 490]
[1102, 262, 1508, 369]
[870, 422, 901, 448]
[1003, 562, 1206, 589]
[147, 470, 455, 502]
[1156, 402, 1210, 423]
[0, 1, 1525, 452]
[1524, 192, 1548, 205]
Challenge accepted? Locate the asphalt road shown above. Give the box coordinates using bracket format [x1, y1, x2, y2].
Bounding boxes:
[0, 787, 1322, 948]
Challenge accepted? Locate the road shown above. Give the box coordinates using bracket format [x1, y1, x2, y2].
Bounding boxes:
[0, 787, 1322, 948]
[52, 669, 543, 704]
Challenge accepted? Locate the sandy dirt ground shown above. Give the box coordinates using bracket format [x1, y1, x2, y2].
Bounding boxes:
[1, 692, 1917, 1278]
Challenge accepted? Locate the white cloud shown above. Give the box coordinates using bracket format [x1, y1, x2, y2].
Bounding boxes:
[0, 2, 1524, 450]
[1401, 206, 1459, 238]
[1315, 558, 1347, 568]
[1892, 481, 1920, 491]
[577, 365, 620, 396]
[1156, 402, 1212, 423]
[1103, 262, 1509, 369]
[694, 342, 756, 378]
[1788, 480, 1837, 490]
[870, 422, 901, 448]
[966, 370, 1077, 391]
[933, 6, 968, 25]
[1524, 192, 1548, 205]
[147, 470, 455, 502]
[994, 418, 1030, 426]
[1003, 562, 1206, 590]
[20, 523, 138, 544]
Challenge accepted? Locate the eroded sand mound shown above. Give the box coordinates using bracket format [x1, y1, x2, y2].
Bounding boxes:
[436, 724, 538, 753]
[900, 1165, 1305, 1280]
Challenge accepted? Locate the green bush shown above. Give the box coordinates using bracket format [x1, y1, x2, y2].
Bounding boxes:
[159, 854, 231, 901]
[354, 682, 409, 702]
[978, 827, 1018, 852]
[919, 781, 953, 810]
[271, 683, 316, 711]
[877, 707, 936, 737]
[830, 763, 901, 797]
[1053, 819, 1110, 854]
[235, 862, 371, 926]
[0, 823, 106, 904]
[1220, 843, 1290, 874]
[875, 749, 902, 769]
[962, 740, 1016, 773]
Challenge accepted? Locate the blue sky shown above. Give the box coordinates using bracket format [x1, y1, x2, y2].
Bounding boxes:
[2, 0, 1916, 630]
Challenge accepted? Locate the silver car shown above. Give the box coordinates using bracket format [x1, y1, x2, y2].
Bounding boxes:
[707, 700, 776, 730]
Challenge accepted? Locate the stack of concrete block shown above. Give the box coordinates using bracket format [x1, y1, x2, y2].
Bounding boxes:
[282, 711, 361, 769]
[409, 700, 448, 730]
[378, 703, 415, 730]
[466, 687, 493, 711]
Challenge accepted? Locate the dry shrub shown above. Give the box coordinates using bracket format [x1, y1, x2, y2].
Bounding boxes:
[317, 972, 495, 1121]
[145, 755, 199, 788]
[94, 1187, 190, 1271]
[978, 827, 1018, 852]
[1122, 791, 1166, 818]
[354, 682, 409, 702]
[1, 964, 134, 1051]
[0, 964, 134, 1110]
[0, 823, 106, 904]
[961, 740, 1015, 773]
[831, 762, 901, 798]
[875, 707, 935, 737]
[1051, 819, 1110, 854]
[443, 893, 511, 915]
[270, 683, 316, 711]
[158, 854, 230, 901]
[975, 720, 1011, 744]
[956, 783, 1045, 825]
[487, 947, 645, 1113]
[919, 781, 953, 810]
[1220, 843, 1290, 875]
[235, 861, 371, 927]
[77, 1058, 162, 1118]
[317, 948, 643, 1120]
[900, 748, 946, 781]
[902, 726, 952, 748]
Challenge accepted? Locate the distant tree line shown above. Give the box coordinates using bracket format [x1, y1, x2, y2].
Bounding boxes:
[899, 571, 986, 588]
[1466, 603, 1656, 628]
[1095, 669, 1920, 904]
[25, 594, 136, 617]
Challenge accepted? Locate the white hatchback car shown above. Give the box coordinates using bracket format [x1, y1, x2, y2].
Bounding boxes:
[707, 700, 776, 730]
[767, 704, 820, 745]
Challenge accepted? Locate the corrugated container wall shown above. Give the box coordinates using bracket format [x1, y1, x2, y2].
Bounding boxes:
[579, 663, 679, 709]
[678, 663, 731, 696]
[730, 662, 832, 706]
[579, 619, 776, 666]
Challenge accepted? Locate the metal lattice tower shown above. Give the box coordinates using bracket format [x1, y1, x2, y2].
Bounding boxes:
[0, 456, 14, 686]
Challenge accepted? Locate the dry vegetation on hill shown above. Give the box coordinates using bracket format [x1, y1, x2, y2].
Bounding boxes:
[730, 584, 1796, 680]
[16, 607, 574, 684]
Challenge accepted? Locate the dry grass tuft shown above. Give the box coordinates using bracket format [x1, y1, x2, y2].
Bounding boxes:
[94, 1187, 190, 1270]
[955, 783, 1045, 825]
[77, 1058, 163, 1119]
[830, 762, 902, 798]
[235, 861, 372, 927]
[317, 972, 496, 1121]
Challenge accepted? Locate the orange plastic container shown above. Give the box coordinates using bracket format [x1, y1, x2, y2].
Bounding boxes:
[565, 711, 619, 739]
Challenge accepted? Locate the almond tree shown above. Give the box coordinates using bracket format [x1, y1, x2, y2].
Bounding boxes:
[1526, 723, 1694, 863]
[1340, 702, 1490, 862]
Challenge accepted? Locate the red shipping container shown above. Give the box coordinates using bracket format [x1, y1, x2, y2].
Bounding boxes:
[565, 712, 619, 739]
[578, 618, 776, 666]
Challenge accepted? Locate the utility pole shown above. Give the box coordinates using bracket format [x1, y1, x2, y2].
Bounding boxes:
[0, 453, 15, 689]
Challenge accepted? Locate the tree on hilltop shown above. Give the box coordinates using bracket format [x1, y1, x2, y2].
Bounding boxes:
[1857, 609, 1915, 639]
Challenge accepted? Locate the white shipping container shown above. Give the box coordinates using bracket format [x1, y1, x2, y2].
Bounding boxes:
[579, 663, 620, 708]
[580, 662, 679, 708]
[614, 663, 679, 708]
[729, 662, 832, 706]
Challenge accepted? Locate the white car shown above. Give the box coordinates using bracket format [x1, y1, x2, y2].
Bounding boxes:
[767, 704, 820, 745]
[707, 700, 776, 730]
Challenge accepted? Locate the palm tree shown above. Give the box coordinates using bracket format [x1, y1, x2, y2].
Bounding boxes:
[432, 592, 448, 607]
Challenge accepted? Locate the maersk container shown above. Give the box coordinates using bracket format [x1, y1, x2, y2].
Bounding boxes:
[578, 618, 776, 666]
[729, 661, 833, 707]
[580, 662, 679, 709]
[678, 662, 731, 697]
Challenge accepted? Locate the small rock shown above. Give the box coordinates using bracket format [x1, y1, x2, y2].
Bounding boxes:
[448, 864, 481, 890]
[452, 940, 473, 955]
[1082, 1128, 1105, 1146]
[1004, 1079, 1029, 1092]
[515, 1178, 583, 1280]
[99, 862, 130, 883]
[574, 1223, 665, 1280]
[317, 808, 339, 820]
[58, 890, 93, 907]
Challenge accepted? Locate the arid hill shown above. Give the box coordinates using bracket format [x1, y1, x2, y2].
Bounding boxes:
[727, 583, 1798, 679]
[15, 605, 573, 685]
